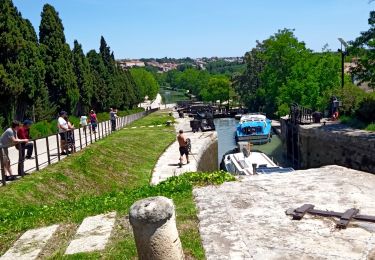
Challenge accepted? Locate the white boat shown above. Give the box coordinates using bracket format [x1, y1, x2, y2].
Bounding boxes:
[221, 147, 294, 175]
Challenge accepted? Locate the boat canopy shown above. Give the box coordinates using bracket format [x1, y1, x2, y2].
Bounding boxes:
[239, 114, 267, 124]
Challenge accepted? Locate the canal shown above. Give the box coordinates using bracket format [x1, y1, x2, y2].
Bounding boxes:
[214, 118, 290, 167]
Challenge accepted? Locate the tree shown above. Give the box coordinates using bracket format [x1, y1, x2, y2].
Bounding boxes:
[72, 40, 94, 115]
[200, 76, 231, 103]
[39, 4, 78, 113]
[350, 11, 375, 89]
[0, 0, 50, 124]
[130, 68, 159, 100]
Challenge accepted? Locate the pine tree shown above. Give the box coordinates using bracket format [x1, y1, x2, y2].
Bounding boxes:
[39, 4, 78, 114]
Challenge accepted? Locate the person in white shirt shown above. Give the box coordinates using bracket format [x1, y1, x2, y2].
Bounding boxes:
[57, 111, 69, 155]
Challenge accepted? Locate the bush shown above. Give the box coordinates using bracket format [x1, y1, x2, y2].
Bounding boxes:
[356, 95, 375, 123]
[338, 83, 367, 116]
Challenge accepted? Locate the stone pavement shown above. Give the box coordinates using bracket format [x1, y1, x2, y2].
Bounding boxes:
[150, 112, 217, 185]
[194, 165, 375, 259]
[1, 213, 117, 259]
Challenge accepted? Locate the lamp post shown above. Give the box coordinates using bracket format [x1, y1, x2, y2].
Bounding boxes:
[338, 38, 348, 88]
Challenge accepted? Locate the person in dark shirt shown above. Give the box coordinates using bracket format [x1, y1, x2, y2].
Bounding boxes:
[17, 120, 34, 159]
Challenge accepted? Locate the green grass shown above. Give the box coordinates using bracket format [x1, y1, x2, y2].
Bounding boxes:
[0, 110, 235, 258]
[129, 110, 175, 127]
[340, 115, 375, 131]
[29, 108, 145, 139]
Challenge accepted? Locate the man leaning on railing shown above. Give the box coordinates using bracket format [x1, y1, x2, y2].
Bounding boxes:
[0, 121, 29, 181]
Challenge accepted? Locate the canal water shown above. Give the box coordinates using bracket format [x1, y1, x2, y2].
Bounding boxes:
[215, 118, 289, 167]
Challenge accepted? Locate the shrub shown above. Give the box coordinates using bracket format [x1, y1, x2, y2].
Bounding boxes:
[356, 95, 375, 123]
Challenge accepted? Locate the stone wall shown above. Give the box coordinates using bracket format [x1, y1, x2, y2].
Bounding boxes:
[280, 118, 375, 173]
[197, 139, 218, 172]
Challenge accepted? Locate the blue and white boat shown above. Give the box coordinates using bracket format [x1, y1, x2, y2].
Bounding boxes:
[235, 113, 272, 144]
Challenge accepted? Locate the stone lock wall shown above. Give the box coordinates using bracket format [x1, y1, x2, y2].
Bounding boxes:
[280, 118, 375, 173]
[197, 139, 218, 172]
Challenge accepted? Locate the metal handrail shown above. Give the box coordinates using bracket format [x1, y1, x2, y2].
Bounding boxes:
[0, 108, 159, 185]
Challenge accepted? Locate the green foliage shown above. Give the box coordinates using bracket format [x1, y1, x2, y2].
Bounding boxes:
[130, 68, 160, 100]
[356, 94, 375, 123]
[72, 40, 94, 115]
[205, 60, 246, 76]
[200, 76, 231, 103]
[338, 82, 367, 116]
[39, 4, 79, 114]
[234, 29, 341, 117]
[0, 2, 143, 131]
[350, 11, 375, 90]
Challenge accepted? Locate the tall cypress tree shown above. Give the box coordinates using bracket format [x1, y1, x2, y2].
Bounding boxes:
[87, 49, 108, 111]
[39, 4, 78, 114]
[0, 0, 48, 124]
[72, 40, 94, 115]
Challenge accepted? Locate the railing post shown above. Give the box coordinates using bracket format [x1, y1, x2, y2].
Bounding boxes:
[33, 140, 39, 171]
[78, 128, 82, 150]
[18, 143, 24, 177]
[97, 123, 101, 139]
[89, 126, 93, 144]
[46, 137, 51, 165]
[85, 127, 88, 147]
[101, 121, 104, 137]
[56, 134, 61, 161]
[104, 121, 107, 136]
[0, 148, 6, 186]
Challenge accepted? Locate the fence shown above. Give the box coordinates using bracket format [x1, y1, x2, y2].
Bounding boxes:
[0, 108, 158, 186]
[289, 103, 313, 125]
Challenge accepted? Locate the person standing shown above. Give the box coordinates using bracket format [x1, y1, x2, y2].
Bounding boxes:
[177, 129, 189, 167]
[0, 121, 29, 181]
[16, 120, 34, 176]
[89, 110, 98, 133]
[110, 108, 118, 131]
[80, 114, 88, 133]
[17, 120, 34, 159]
[57, 111, 69, 155]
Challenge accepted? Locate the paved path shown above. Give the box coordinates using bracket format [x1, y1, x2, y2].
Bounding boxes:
[151, 112, 217, 185]
[194, 165, 375, 259]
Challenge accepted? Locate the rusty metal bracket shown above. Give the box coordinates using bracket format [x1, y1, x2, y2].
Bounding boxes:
[286, 204, 375, 229]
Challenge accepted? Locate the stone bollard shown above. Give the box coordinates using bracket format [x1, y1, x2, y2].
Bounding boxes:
[129, 196, 184, 260]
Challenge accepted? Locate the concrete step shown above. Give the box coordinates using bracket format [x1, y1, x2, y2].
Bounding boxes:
[65, 212, 117, 255]
[1, 212, 118, 259]
[1, 224, 59, 260]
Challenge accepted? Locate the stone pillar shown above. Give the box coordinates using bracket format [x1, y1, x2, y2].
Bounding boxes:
[129, 196, 184, 260]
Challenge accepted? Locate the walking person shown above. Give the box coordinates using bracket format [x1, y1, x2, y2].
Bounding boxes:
[177, 129, 189, 167]
[16, 120, 34, 176]
[89, 110, 98, 133]
[110, 108, 118, 131]
[0, 121, 29, 181]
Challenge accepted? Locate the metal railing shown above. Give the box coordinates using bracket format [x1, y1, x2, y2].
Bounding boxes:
[289, 103, 313, 125]
[0, 108, 158, 186]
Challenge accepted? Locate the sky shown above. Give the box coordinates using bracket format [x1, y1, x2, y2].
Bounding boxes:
[12, 0, 374, 59]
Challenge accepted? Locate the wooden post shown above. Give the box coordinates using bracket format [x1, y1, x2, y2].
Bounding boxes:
[78, 128, 82, 150]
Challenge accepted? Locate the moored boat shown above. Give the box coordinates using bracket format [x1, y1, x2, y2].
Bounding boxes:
[235, 113, 272, 144]
[220, 147, 294, 175]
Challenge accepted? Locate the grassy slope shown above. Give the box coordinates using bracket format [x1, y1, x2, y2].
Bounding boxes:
[0, 111, 185, 256]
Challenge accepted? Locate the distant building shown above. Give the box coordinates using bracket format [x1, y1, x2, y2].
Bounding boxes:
[117, 59, 145, 68]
